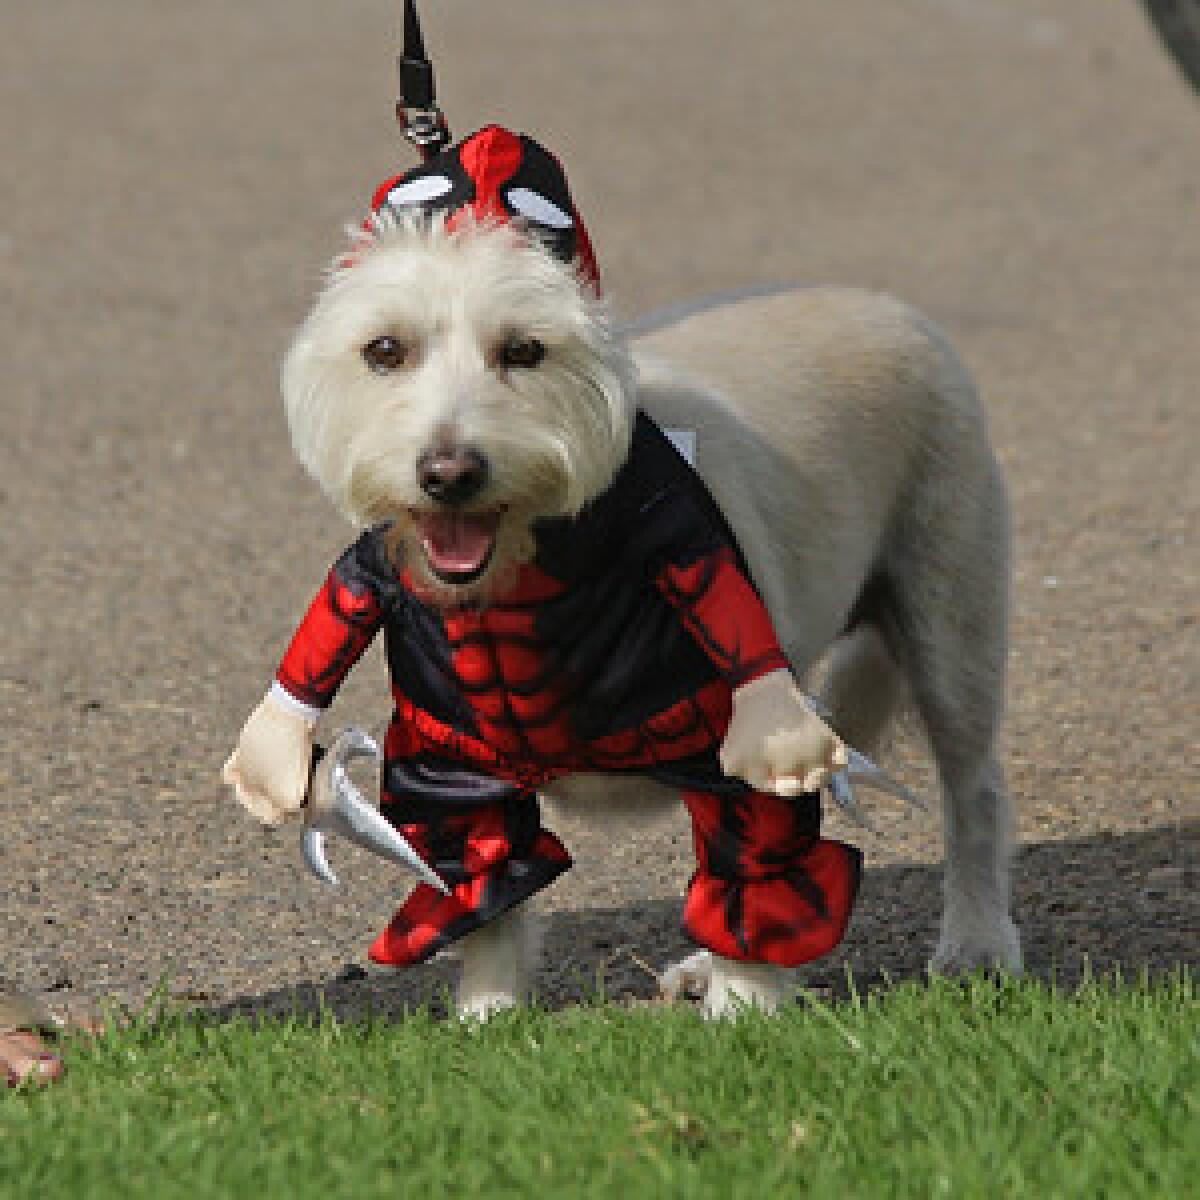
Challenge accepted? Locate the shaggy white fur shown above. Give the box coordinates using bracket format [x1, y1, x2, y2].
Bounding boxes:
[283, 212, 634, 601]
[261, 213, 1021, 1019]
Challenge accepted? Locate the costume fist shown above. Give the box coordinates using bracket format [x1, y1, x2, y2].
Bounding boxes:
[719, 669, 848, 796]
[221, 691, 316, 827]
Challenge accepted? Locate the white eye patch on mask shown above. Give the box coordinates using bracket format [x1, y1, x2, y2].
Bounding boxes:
[386, 174, 456, 208]
[505, 187, 574, 230]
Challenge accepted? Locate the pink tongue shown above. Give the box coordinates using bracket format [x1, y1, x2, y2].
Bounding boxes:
[417, 511, 500, 575]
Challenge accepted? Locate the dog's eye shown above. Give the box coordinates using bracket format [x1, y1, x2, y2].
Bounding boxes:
[498, 336, 546, 370]
[362, 336, 409, 374]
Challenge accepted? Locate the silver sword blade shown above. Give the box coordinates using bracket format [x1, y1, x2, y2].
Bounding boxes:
[302, 828, 341, 887]
[843, 748, 927, 811]
[829, 772, 880, 833]
[328, 774, 451, 894]
[303, 729, 451, 894]
[806, 693, 924, 814]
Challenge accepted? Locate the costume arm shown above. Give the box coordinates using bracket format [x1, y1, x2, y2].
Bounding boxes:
[620, 416, 789, 686]
[654, 548, 790, 688]
[274, 533, 388, 714]
[659, 549, 847, 794]
[615, 415, 843, 793]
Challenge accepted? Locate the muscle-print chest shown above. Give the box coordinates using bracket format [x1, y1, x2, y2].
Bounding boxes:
[382, 560, 715, 761]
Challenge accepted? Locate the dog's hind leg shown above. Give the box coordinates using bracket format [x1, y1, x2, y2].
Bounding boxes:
[883, 472, 1022, 974]
[927, 752, 1021, 974]
[818, 623, 905, 754]
[455, 904, 542, 1020]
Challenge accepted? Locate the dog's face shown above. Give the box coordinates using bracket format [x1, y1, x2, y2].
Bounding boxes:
[282, 213, 635, 604]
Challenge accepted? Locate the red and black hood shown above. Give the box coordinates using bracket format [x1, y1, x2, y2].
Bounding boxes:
[369, 124, 600, 290]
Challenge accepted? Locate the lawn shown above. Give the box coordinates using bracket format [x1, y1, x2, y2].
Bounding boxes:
[2, 971, 1195, 1199]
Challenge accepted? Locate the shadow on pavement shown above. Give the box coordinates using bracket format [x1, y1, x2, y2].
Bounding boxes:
[212, 821, 1197, 1022]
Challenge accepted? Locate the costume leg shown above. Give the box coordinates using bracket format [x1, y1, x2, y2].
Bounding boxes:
[681, 788, 861, 968]
[369, 790, 570, 968]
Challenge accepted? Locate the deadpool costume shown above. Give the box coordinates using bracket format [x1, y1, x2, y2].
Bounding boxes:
[271, 126, 861, 969]
[274, 411, 861, 969]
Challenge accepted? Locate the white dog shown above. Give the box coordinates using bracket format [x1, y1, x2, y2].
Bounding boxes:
[224, 128, 1019, 1018]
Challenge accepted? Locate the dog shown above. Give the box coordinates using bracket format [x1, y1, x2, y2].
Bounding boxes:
[223, 127, 1020, 1019]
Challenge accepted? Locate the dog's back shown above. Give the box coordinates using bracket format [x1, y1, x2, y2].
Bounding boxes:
[635, 286, 1019, 977]
[632, 286, 1000, 671]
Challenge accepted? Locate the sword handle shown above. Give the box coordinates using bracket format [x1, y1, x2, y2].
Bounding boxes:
[304, 742, 327, 809]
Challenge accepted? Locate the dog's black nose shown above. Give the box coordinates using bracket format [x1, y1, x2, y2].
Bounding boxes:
[417, 447, 490, 505]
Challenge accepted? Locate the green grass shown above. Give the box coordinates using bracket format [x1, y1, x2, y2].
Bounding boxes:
[2, 972, 1196, 1199]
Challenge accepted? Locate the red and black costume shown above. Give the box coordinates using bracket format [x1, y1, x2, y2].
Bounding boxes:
[273, 126, 860, 969]
[275, 412, 860, 969]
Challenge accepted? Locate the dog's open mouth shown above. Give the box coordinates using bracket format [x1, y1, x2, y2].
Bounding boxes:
[410, 508, 504, 585]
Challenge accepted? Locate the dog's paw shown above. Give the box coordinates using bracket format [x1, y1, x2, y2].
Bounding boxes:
[455, 990, 520, 1022]
[660, 951, 714, 1003]
[704, 957, 794, 1019]
[661, 952, 793, 1019]
[929, 914, 1022, 975]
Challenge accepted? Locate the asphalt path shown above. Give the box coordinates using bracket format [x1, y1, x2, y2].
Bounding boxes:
[1, 0, 1196, 1018]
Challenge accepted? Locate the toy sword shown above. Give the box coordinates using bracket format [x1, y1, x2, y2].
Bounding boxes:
[300, 717, 920, 882]
[302, 728, 450, 893]
[804, 695, 926, 831]
[827, 747, 926, 833]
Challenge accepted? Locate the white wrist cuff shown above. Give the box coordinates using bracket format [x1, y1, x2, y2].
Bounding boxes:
[268, 681, 324, 723]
